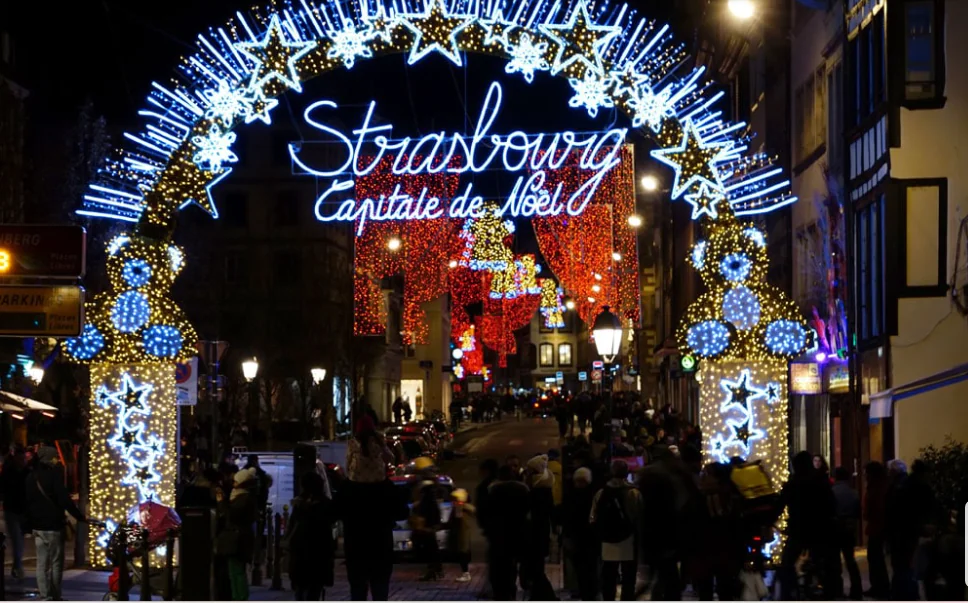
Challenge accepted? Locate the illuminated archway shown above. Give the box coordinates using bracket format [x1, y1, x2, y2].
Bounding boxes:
[64, 0, 807, 564]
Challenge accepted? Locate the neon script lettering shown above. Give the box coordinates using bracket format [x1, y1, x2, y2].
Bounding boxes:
[290, 81, 628, 234]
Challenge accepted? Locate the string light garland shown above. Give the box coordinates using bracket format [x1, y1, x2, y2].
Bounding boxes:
[88, 364, 177, 567]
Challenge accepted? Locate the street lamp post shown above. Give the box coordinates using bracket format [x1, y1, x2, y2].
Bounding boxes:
[242, 358, 259, 446]
[593, 305, 623, 460]
[311, 368, 327, 438]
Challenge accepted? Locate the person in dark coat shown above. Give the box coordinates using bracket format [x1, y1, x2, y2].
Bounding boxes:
[486, 465, 531, 601]
[778, 451, 839, 601]
[831, 466, 862, 599]
[337, 478, 410, 600]
[885, 459, 937, 601]
[287, 472, 336, 600]
[523, 455, 557, 600]
[562, 467, 599, 600]
[863, 461, 890, 598]
[26, 446, 97, 601]
[1, 447, 29, 579]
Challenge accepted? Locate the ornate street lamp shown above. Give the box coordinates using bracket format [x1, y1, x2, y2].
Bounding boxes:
[593, 306, 623, 459]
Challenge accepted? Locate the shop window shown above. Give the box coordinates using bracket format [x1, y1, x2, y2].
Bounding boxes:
[558, 343, 573, 366]
[904, 0, 945, 105]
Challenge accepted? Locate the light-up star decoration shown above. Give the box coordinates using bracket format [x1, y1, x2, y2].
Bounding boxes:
[96, 373, 165, 503]
[684, 182, 725, 220]
[651, 119, 728, 200]
[244, 92, 279, 125]
[540, 1, 619, 76]
[157, 163, 231, 219]
[400, 0, 475, 66]
[235, 14, 316, 94]
[709, 369, 769, 462]
[480, 10, 514, 47]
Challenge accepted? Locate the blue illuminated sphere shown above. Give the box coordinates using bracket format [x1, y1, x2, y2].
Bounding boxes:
[765, 320, 807, 355]
[722, 286, 761, 330]
[686, 320, 730, 356]
[111, 291, 151, 333]
[64, 324, 105, 360]
[720, 252, 752, 282]
[143, 325, 183, 358]
[122, 259, 153, 288]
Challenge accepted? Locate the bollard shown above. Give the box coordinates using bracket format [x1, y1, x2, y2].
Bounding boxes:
[270, 513, 283, 591]
[1, 532, 7, 602]
[118, 526, 131, 602]
[140, 528, 151, 601]
[251, 504, 266, 586]
[265, 506, 274, 588]
[163, 529, 176, 601]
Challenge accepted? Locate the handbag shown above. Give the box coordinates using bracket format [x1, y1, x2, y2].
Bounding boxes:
[35, 479, 79, 540]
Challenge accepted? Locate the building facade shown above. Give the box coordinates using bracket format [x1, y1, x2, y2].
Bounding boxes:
[843, 0, 968, 463]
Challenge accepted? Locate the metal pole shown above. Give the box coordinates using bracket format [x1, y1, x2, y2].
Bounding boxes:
[605, 363, 613, 461]
[1, 532, 7, 601]
[251, 503, 264, 586]
[270, 513, 283, 591]
[118, 527, 130, 601]
[248, 379, 259, 447]
[139, 528, 151, 601]
[163, 529, 176, 601]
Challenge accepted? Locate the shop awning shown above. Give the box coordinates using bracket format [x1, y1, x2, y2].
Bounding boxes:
[0, 390, 59, 418]
[869, 362, 968, 419]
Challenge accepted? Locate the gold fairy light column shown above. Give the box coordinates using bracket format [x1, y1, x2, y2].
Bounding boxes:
[62, 235, 197, 567]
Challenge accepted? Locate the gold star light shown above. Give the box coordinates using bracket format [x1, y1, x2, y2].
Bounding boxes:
[147, 155, 230, 221]
[235, 14, 316, 94]
[539, 1, 620, 76]
[400, 0, 475, 66]
[651, 119, 728, 199]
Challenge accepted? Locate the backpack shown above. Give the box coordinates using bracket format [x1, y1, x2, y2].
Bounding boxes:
[595, 486, 633, 543]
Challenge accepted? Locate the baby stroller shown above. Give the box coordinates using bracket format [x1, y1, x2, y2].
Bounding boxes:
[103, 502, 182, 601]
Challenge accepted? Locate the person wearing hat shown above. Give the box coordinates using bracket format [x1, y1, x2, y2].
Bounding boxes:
[448, 488, 476, 582]
[26, 446, 99, 601]
[215, 467, 259, 600]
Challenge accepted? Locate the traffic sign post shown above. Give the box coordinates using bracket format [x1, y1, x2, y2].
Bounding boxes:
[578, 371, 588, 382]
[0, 225, 86, 278]
[0, 285, 84, 336]
[591, 369, 603, 382]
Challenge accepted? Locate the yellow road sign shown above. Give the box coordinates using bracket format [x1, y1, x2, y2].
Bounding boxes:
[0, 285, 84, 336]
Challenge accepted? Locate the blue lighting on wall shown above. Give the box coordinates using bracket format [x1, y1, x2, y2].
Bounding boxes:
[722, 286, 760, 331]
[143, 325, 184, 358]
[764, 320, 808, 356]
[686, 320, 731, 357]
[719, 252, 752, 283]
[111, 291, 151, 333]
[122, 259, 153, 288]
[64, 324, 105, 360]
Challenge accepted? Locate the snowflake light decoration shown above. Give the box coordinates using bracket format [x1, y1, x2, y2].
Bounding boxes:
[327, 24, 376, 68]
[568, 71, 614, 117]
[191, 125, 239, 171]
[201, 80, 252, 126]
[504, 33, 549, 83]
[629, 84, 675, 133]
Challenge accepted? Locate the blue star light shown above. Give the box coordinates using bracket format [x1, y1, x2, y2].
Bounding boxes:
[684, 182, 726, 220]
[235, 14, 316, 94]
[399, 0, 475, 66]
[96, 373, 154, 417]
[713, 369, 769, 459]
[651, 119, 728, 200]
[540, 1, 620, 76]
[480, 10, 513, 47]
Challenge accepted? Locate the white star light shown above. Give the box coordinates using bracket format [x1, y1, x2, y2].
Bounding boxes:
[568, 71, 614, 117]
[235, 14, 316, 94]
[243, 92, 279, 125]
[505, 33, 549, 83]
[629, 84, 675, 133]
[651, 119, 729, 199]
[480, 10, 513, 47]
[326, 23, 376, 68]
[192, 125, 239, 171]
[179, 168, 233, 219]
[399, 0, 475, 67]
[540, 1, 620, 76]
[607, 63, 649, 99]
[362, 4, 396, 44]
[684, 182, 726, 220]
[201, 79, 251, 126]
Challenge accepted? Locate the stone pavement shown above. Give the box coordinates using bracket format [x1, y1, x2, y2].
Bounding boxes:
[2, 554, 883, 601]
